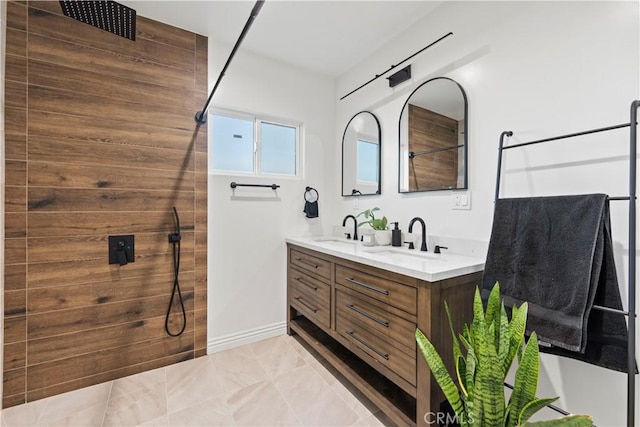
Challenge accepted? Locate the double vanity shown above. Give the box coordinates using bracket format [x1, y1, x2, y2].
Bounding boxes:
[328, 54, 474, 426]
[286, 237, 485, 426]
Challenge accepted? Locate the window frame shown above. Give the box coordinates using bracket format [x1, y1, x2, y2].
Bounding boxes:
[210, 108, 303, 179]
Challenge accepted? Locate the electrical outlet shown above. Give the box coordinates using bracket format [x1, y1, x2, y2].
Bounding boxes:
[452, 192, 471, 210]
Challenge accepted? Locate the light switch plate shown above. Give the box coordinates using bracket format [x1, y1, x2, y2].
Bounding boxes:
[452, 191, 471, 210]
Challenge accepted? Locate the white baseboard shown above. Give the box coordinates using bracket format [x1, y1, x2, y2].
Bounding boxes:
[207, 321, 288, 354]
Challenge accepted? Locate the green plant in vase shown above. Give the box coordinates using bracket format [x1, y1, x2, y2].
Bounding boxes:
[415, 283, 592, 427]
[357, 207, 391, 245]
[356, 207, 388, 230]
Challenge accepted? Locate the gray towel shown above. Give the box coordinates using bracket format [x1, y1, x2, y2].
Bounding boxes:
[482, 194, 632, 373]
[303, 200, 319, 218]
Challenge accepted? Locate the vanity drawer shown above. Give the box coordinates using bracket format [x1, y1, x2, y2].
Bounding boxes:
[289, 272, 330, 329]
[288, 266, 330, 305]
[290, 248, 331, 281]
[337, 312, 416, 387]
[335, 264, 417, 315]
[336, 289, 415, 354]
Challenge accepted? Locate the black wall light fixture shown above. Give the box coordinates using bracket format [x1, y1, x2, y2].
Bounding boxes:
[195, 0, 266, 124]
[387, 65, 411, 88]
[340, 32, 453, 100]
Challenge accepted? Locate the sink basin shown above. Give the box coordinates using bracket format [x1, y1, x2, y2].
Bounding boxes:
[361, 247, 444, 261]
[311, 237, 358, 246]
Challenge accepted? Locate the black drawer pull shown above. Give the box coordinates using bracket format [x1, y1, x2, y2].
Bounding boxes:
[347, 304, 389, 327]
[346, 331, 389, 360]
[294, 296, 318, 313]
[294, 257, 319, 269]
[345, 277, 389, 296]
[295, 277, 318, 291]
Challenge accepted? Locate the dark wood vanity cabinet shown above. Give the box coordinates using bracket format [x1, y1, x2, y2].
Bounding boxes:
[287, 243, 483, 427]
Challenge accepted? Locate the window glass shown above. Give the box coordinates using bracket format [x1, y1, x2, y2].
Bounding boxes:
[261, 122, 297, 175]
[211, 114, 254, 173]
[211, 111, 300, 177]
[357, 139, 379, 183]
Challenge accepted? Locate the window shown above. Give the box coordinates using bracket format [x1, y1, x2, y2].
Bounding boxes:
[356, 139, 379, 183]
[211, 110, 301, 177]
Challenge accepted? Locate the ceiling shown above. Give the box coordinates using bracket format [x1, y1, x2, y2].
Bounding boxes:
[121, 1, 442, 77]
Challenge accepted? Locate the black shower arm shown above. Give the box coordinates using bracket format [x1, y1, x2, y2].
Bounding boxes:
[195, 0, 265, 124]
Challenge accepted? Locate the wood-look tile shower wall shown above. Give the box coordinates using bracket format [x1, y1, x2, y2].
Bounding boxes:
[3, 1, 208, 407]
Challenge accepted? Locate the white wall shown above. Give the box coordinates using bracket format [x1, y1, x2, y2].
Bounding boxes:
[207, 42, 335, 351]
[328, 1, 639, 424]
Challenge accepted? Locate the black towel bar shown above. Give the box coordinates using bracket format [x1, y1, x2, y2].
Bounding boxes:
[230, 182, 280, 190]
[609, 196, 635, 201]
[500, 122, 632, 151]
[592, 304, 636, 317]
[504, 383, 572, 417]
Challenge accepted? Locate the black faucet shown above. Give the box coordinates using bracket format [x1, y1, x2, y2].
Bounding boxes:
[342, 215, 358, 241]
[408, 217, 428, 251]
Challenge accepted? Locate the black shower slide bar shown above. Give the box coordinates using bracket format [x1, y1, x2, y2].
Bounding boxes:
[230, 182, 280, 190]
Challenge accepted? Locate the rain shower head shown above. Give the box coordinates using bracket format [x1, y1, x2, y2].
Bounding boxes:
[59, 1, 136, 41]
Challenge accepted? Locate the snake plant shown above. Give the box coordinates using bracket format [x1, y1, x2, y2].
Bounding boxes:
[416, 283, 592, 427]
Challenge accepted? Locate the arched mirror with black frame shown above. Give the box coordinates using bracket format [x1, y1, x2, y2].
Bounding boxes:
[398, 77, 468, 193]
[342, 111, 382, 196]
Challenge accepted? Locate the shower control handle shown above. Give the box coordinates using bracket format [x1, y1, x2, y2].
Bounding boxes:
[116, 241, 128, 265]
[108, 235, 135, 266]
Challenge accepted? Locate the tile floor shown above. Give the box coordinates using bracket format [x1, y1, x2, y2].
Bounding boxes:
[1, 335, 393, 426]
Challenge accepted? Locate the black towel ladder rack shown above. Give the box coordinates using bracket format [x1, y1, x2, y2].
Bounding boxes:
[493, 100, 639, 426]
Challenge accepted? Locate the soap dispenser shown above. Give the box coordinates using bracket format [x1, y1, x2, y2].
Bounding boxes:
[391, 222, 402, 247]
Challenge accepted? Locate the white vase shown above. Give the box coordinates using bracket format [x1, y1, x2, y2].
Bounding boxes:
[374, 230, 392, 246]
[361, 229, 375, 246]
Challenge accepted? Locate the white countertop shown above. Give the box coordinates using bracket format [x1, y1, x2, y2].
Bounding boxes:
[286, 236, 486, 282]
